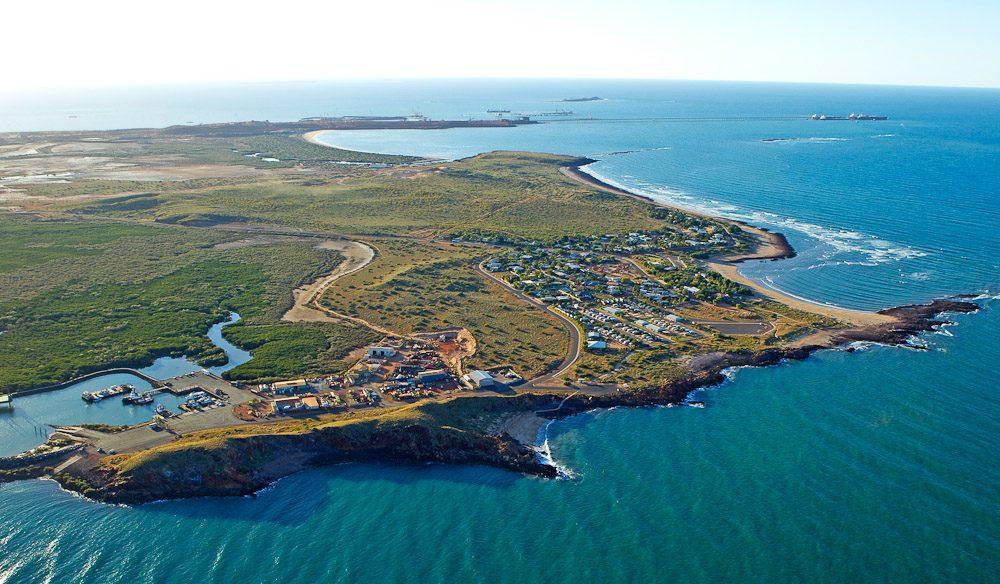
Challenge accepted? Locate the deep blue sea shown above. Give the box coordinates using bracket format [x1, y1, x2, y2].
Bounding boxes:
[1, 80, 997, 583]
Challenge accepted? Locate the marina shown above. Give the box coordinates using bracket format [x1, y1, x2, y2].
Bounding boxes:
[0, 313, 251, 456]
[122, 391, 154, 405]
[81, 384, 134, 403]
[0, 77, 995, 583]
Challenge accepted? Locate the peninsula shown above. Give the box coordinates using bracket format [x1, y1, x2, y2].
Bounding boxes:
[0, 119, 978, 504]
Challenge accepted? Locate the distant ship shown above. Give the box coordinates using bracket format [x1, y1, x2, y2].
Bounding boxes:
[811, 112, 888, 121]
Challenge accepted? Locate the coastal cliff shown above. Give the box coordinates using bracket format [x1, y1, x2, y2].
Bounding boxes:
[51, 298, 978, 505]
[56, 423, 554, 504]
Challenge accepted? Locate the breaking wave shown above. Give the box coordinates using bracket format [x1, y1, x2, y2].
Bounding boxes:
[581, 165, 927, 266]
[534, 420, 574, 479]
[596, 146, 673, 157]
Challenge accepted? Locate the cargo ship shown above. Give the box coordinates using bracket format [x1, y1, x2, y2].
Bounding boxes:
[811, 113, 888, 121]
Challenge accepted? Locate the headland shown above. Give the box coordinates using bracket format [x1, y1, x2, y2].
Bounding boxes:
[0, 117, 981, 504]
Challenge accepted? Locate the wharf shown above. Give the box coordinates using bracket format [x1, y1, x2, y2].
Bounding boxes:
[156, 371, 236, 396]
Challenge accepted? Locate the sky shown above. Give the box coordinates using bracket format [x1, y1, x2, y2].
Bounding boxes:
[5, 0, 999, 91]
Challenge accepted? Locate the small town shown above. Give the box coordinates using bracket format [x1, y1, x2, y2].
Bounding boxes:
[464, 225, 764, 353]
[242, 332, 521, 419]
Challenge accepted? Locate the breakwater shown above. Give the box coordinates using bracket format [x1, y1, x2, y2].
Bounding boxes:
[9, 368, 164, 398]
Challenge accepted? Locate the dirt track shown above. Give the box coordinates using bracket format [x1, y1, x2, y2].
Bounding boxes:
[282, 239, 376, 323]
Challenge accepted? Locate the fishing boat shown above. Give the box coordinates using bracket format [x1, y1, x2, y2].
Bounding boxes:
[82, 384, 135, 402]
[123, 391, 154, 405]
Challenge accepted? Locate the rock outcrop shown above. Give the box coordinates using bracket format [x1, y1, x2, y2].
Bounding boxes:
[54, 298, 979, 505]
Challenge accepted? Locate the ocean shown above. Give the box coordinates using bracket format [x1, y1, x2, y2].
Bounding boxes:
[0, 80, 997, 583]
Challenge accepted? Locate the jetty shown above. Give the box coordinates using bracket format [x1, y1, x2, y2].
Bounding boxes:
[0, 393, 12, 411]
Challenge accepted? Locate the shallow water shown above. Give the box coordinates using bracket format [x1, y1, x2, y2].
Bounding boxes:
[139, 312, 251, 379]
[0, 312, 250, 457]
[0, 81, 997, 582]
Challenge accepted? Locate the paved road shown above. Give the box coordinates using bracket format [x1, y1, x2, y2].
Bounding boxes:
[474, 262, 582, 388]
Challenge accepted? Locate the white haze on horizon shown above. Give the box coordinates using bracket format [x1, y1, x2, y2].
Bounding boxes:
[5, 0, 999, 92]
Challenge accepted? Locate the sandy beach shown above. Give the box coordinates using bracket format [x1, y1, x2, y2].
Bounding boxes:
[560, 161, 895, 326]
[302, 130, 326, 146]
[499, 411, 548, 445]
[708, 261, 894, 326]
[561, 162, 793, 261]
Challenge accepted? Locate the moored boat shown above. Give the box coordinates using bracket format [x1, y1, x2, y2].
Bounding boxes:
[82, 384, 135, 402]
[123, 391, 154, 405]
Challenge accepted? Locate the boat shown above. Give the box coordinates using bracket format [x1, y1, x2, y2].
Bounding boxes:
[82, 384, 135, 402]
[123, 391, 154, 405]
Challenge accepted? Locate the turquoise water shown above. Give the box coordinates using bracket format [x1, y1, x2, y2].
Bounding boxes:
[1, 81, 997, 582]
[0, 313, 250, 457]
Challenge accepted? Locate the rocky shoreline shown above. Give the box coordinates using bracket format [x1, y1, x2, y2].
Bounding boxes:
[1, 147, 983, 505]
[51, 422, 555, 505]
[28, 297, 975, 505]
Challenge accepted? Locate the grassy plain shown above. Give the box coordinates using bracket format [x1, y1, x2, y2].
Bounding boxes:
[0, 215, 376, 391]
[0, 137, 673, 392]
[1, 125, 841, 396]
[26, 152, 666, 240]
[320, 238, 569, 377]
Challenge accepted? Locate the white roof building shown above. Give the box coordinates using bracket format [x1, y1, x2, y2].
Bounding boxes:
[366, 346, 397, 359]
[464, 370, 496, 388]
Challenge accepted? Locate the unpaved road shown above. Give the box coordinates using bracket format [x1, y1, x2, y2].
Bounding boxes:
[282, 239, 376, 323]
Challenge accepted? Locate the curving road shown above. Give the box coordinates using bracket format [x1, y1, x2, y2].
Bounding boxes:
[474, 262, 582, 388]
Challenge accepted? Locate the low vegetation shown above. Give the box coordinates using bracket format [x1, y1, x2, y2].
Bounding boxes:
[25, 152, 667, 240]
[1, 127, 842, 398]
[223, 322, 379, 382]
[0, 216, 375, 391]
[321, 238, 569, 377]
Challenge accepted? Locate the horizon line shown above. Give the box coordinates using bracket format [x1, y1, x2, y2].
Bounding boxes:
[2, 76, 999, 96]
